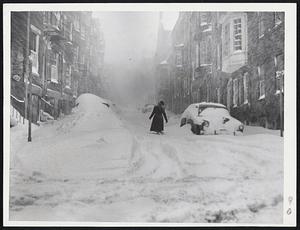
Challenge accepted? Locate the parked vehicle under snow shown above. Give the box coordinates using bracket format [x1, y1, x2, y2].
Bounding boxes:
[180, 102, 244, 135]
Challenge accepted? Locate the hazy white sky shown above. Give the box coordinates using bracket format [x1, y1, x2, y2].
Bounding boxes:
[92, 11, 178, 105]
[93, 12, 178, 66]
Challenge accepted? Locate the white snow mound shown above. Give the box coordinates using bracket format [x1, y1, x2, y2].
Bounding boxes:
[73, 93, 123, 132]
[10, 93, 130, 180]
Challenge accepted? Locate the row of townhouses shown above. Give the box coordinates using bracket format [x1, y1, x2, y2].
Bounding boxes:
[155, 12, 284, 130]
[11, 11, 105, 124]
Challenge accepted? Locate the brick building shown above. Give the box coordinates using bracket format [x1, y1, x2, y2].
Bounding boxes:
[11, 11, 105, 124]
[227, 12, 284, 129]
[157, 11, 284, 130]
[168, 12, 193, 114]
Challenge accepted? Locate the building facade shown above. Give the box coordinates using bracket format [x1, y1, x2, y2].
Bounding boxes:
[11, 11, 105, 124]
[156, 11, 284, 130]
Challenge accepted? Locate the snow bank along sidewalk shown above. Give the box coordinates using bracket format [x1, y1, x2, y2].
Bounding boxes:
[9, 94, 132, 219]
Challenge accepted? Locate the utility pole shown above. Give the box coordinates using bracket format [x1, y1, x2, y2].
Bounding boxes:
[60, 50, 64, 115]
[28, 57, 33, 142]
[24, 12, 31, 121]
[24, 12, 33, 142]
[279, 71, 284, 137]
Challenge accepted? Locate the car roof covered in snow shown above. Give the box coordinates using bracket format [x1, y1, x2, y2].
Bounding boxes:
[190, 102, 226, 109]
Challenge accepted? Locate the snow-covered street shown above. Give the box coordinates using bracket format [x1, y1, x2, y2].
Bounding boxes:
[9, 94, 283, 223]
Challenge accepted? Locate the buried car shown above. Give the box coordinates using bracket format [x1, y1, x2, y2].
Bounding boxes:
[180, 102, 244, 135]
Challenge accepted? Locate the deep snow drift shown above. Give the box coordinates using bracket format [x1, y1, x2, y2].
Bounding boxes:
[9, 94, 283, 224]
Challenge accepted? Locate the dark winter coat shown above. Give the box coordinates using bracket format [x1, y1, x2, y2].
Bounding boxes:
[149, 105, 168, 132]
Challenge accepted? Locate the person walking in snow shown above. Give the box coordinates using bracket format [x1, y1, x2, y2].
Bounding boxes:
[149, 100, 168, 134]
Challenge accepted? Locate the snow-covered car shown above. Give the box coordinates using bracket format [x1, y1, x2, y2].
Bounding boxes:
[142, 103, 155, 113]
[180, 102, 244, 135]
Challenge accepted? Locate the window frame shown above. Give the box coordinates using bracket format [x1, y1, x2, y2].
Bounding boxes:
[257, 65, 265, 100]
[50, 52, 59, 83]
[233, 78, 238, 107]
[274, 53, 284, 94]
[175, 47, 183, 67]
[195, 43, 200, 68]
[243, 72, 249, 104]
[223, 23, 230, 57]
[216, 87, 221, 103]
[65, 64, 72, 88]
[217, 43, 222, 70]
[274, 12, 283, 26]
[206, 83, 210, 102]
[29, 25, 41, 76]
[200, 13, 208, 26]
[259, 80, 265, 100]
[233, 18, 242, 51]
[258, 12, 265, 38]
[226, 79, 232, 109]
[200, 37, 212, 65]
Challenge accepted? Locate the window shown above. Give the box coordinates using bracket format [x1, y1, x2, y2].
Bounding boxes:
[64, 20, 72, 41]
[74, 16, 80, 31]
[259, 80, 265, 99]
[29, 32, 37, 52]
[258, 64, 265, 100]
[275, 53, 284, 71]
[216, 87, 221, 103]
[195, 43, 200, 67]
[227, 79, 232, 109]
[233, 18, 242, 51]
[30, 25, 40, 75]
[192, 61, 195, 81]
[206, 83, 210, 102]
[224, 23, 230, 56]
[50, 12, 60, 28]
[217, 43, 221, 70]
[275, 54, 284, 94]
[200, 41, 206, 64]
[258, 13, 265, 38]
[175, 48, 183, 67]
[200, 13, 208, 26]
[65, 65, 72, 88]
[193, 91, 197, 103]
[81, 24, 86, 40]
[243, 72, 249, 104]
[50, 52, 59, 83]
[275, 71, 284, 94]
[200, 38, 212, 65]
[258, 65, 265, 79]
[184, 78, 189, 96]
[73, 80, 78, 97]
[233, 79, 238, 106]
[274, 12, 283, 26]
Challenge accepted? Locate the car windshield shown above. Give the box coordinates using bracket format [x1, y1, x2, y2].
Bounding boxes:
[199, 107, 230, 117]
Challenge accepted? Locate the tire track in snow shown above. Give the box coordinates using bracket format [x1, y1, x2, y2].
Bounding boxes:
[127, 135, 187, 180]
